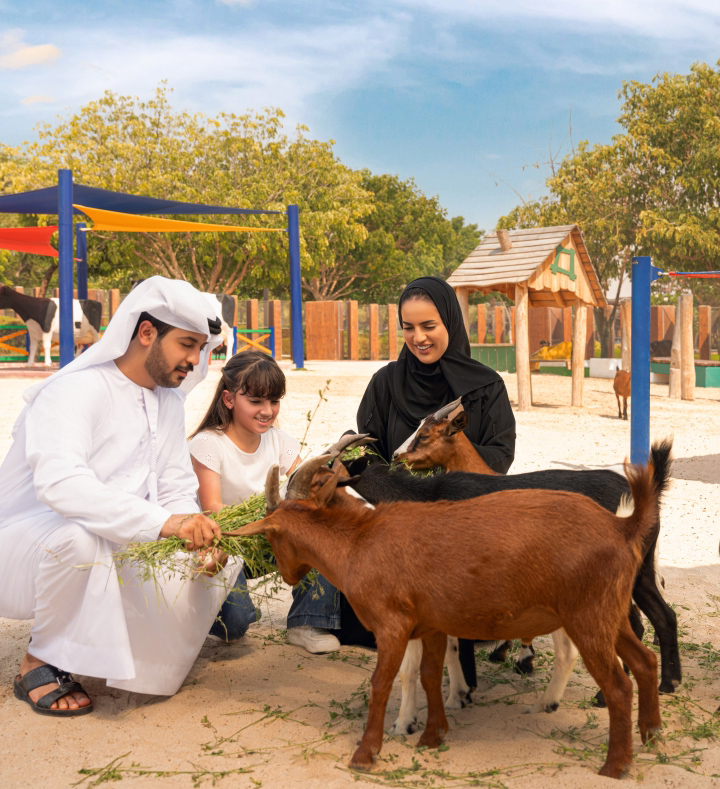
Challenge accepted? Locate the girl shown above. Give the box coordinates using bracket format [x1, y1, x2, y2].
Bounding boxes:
[189, 350, 300, 641]
[286, 277, 516, 652]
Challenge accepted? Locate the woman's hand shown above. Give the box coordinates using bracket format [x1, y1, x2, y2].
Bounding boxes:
[195, 546, 230, 577]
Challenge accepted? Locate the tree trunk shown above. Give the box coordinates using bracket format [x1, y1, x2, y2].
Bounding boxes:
[38, 262, 58, 298]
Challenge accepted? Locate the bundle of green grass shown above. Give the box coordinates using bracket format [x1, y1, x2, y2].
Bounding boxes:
[114, 444, 371, 582]
[114, 492, 274, 582]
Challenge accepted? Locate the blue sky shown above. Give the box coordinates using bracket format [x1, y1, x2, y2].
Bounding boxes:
[2, 1, 720, 232]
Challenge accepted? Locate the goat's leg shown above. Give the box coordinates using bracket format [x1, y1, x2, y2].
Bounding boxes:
[593, 604, 645, 708]
[623, 396, 628, 420]
[391, 640, 421, 734]
[615, 619, 662, 744]
[488, 640, 511, 663]
[616, 393, 622, 419]
[351, 634, 409, 769]
[515, 640, 535, 675]
[573, 634, 634, 778]
[632, 544, 681, 691]
[27, 336, 37, 366]
[526, 629, 578, 714]
[444, 637, 471, 710]
[43, 332, 52, 366]
[417, 631, 449, 749]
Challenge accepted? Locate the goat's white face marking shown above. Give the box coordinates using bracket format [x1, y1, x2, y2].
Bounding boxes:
[344, 485, 375, 510]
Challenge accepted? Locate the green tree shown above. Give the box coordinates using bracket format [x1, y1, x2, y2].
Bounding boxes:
[331, 172, 481, 303]
[0, 85, 373, 296]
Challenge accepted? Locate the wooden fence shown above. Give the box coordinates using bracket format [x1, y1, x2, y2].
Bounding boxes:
[3, 289, 720, 362]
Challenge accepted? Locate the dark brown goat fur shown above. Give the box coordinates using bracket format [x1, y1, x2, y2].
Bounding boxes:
[614, 369, 632, 420]
[237, 447, 669, 778]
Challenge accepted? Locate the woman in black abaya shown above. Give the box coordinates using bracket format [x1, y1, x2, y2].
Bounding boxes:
[358, 276, 515, 469]
[285, 277, 515, 655]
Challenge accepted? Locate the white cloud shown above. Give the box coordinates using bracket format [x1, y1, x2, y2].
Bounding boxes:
[395, 0, 720, 43]
[0, 16, 409, 132]
[21, 94, 54, 105]
[0, 30, 60, 70]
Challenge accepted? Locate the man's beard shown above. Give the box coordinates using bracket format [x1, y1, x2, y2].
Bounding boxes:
[144, 338, 193, 388]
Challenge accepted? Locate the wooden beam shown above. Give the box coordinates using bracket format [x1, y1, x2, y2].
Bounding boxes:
[680, 292, 695, 401]
[620, 298, 632, 372]
[347, 300, 359, 360]
[698, 305, 711, 360]
[571, 299, 586, 407]
[552, 290, 565, 309]
[387, 303, 398, 360]
[494, 305, 504, 343]
[246, 298, 259, 330]
[669, 297, 682, 399]
[369, 303, 379, 360]
[514, 283, 532, 411]
[477, 304, 486, 343]
[268, 299, 283, 359]
[109, 289, 121, 321]
[454, 287, 470, 335]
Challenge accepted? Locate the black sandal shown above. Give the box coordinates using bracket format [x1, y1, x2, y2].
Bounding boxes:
[14, 664, 94, 717]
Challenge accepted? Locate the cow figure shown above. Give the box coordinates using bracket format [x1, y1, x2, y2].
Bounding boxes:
[202, 293, 236, 359]
[0, 286, 102, 366]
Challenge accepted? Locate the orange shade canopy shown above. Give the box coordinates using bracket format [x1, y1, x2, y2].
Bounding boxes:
[74, 205, 285, 234]
[0, 226, 58, 257]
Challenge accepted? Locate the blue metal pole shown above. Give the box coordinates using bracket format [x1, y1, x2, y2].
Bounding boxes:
[287, 204, 304, 368]
[58, 169, 74, 367]
[76, 222, 88, 300]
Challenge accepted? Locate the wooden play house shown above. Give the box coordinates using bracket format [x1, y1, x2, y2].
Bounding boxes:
[447, 225, 606, 410]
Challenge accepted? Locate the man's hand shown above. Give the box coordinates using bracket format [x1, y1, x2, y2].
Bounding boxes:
[161, 513, 221, 551]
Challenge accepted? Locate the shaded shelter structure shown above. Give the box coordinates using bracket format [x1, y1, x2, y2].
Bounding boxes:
[0, 171, 304, 367]
[447, 225, 606, 410]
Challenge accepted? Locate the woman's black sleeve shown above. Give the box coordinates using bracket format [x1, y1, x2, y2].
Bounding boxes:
[466, 380, 516, 474]
[356, 371, 391, 462]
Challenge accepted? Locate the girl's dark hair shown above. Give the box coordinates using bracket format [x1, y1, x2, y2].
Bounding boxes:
[190, 351, 286, 437]
[398, 286, 434, 326]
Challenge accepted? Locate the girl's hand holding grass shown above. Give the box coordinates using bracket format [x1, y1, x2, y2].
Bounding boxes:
[160, 513, 221, 551]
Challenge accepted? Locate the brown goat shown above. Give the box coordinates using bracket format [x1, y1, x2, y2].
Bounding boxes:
[614, 369, 631, 420]
[395, 410, 498, 473]
[233, 445, 670, 779]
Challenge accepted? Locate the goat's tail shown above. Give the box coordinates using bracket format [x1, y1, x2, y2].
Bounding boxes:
[620, 439, 673, 550]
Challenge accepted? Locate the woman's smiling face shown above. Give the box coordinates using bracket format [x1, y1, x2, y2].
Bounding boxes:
[401, 297, 449, 365]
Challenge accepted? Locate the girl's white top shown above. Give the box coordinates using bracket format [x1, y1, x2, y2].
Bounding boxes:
[189, 427, 300, 506]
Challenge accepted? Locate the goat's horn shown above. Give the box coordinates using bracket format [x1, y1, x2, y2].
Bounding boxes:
[431, 397, 463, 420]
[324, 432, 376, 457]
[265, 465, 281, 512]
[286, 454, 334, 500]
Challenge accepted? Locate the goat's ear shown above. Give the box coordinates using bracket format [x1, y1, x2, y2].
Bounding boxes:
[336, 475, 361, 487]
[232, 518, 271, 537]
[314, 466, 342, 507]
[446, 411, 468, 436]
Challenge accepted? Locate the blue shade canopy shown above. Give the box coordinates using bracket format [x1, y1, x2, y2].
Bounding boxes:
[0, 184, 283, 216]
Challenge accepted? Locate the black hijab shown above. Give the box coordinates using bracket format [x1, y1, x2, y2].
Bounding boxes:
[391, 276, 501, 424]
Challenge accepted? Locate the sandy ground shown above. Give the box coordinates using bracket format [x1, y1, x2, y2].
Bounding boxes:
[1, 361, 719, 789]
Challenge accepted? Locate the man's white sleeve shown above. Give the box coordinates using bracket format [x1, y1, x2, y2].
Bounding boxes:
[25, 381, 171, 545]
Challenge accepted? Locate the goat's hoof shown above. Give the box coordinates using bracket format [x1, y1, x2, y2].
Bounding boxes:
[591, 693, 607, 709]
[658, 679, 676, 694]
[417, 730, 445, 749]
[598, 761, 632, 779]
[349, 748, 375, 770]
[488, 647, 509, 663]
[640, 725, 663, 745]
[525, 700, 559, 714]
[514, 659, 534, 676]
[390, 717, 417, 735]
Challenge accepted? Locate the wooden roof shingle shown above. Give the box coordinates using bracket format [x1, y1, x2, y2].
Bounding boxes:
[447, 224, 606, 308]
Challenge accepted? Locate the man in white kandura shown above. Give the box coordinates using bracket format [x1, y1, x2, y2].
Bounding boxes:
[0, 276, 242, 716]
